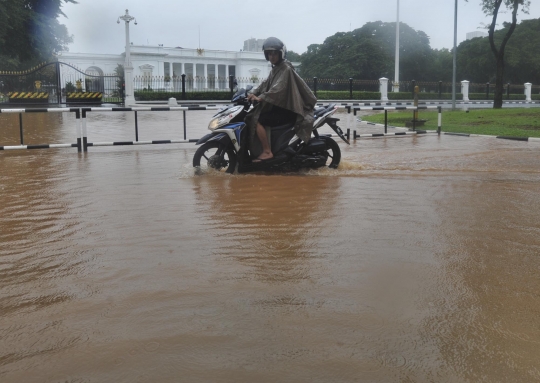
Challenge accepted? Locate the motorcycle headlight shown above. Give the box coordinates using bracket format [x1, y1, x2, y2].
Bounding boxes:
[208, 106, 243, 130]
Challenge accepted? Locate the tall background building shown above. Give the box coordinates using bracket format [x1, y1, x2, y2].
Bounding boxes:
[466, 31, 488, 40]
[243, 38, 266, 52]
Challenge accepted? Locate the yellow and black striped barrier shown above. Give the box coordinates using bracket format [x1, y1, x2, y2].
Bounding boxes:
[66, 92, 103, 104]
[8, 92, 49, 103]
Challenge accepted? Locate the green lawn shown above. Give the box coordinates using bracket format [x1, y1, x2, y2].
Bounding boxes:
[362, 108, 540, 138]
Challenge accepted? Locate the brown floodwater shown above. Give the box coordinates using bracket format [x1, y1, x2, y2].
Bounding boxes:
[1, 110, 540, 382]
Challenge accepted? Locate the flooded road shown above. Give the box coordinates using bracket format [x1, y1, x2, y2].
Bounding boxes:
[1, 110, 540, 382]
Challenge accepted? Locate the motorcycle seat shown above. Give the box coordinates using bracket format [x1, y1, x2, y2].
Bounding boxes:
[314, 104, 336, 118]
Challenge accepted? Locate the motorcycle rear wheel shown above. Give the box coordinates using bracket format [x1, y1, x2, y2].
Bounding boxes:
[321, 136, 341, 169]
[193, 141, 237, 174]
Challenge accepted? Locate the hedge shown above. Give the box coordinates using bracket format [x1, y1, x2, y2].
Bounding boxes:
[314, 91, 380, 100]
[135, 91, 233, 101]
[134, 90, 538, 102]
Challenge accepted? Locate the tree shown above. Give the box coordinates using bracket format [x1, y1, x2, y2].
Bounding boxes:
[0, 0, 76, 70]
[298, 21, 434, 81]
[468, 0, 530, 108]
[114, 64, 125, 98]
[452, 18, 540, 85]
[286, 50, 302, 63]
[426, 49, 454, 81]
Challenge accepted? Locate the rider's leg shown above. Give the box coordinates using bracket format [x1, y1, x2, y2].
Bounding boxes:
[255, 122, 273, 161]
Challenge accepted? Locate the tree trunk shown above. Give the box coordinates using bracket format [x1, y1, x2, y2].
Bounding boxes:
[494, 57, 505, 108]
[487, 0, 520, 109]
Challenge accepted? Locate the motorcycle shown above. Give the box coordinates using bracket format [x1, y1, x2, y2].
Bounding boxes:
[192, 85, 350, 174]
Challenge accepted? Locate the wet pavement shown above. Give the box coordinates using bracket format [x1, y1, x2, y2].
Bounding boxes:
[1, 109, 539, 382]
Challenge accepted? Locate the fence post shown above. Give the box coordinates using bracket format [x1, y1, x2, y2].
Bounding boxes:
[413, 86, 419, 131]
[134, 111, 139, 142]
[438, 81, 442, 99]
[56, 61, 62, 105]
[183, 110, 187, 140]
[461, 80, 470, 101]
[313, 77, 318, 97]
[437, 106, 442, 135]
[486, 82, 490, 99]
[82, 109, 88, 152]
[524, 82, 532, 102]
[19, 113, 24, 145]
[507, 83, 510, 100]
[411, 80, 416, 99]
[181, 74, 186, 100]
[75, 109, 82, 152]
[379, 77, 389, 101]
[349, 78, 353, 100]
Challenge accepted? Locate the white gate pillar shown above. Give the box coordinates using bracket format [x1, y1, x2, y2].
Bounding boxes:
[525, 82, 532, 102]
[379, 77, 389, 101]
[461, 80, 470, 101]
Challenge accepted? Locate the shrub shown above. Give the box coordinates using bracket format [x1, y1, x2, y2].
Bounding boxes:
[133, 90, 536, 102]
[134, 91, 233, 101]
[65, 81, 75, 93]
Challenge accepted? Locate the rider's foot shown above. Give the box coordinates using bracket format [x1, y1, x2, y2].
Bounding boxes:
[253, 152, 273, 162]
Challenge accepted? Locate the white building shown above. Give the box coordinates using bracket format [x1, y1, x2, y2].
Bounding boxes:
[57, 44, 276, 90]
[466, 31, 488, 40]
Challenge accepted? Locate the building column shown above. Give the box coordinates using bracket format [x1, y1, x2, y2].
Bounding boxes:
[204, 64, 208, 89]
[214, 65, 218, 89]
[193, 63, 197, 89]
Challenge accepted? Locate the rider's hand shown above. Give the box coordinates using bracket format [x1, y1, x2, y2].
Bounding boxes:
[247, 94, 261, 103]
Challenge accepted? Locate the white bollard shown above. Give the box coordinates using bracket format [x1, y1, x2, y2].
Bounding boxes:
[524, 83, 532, 102]
[168, 97, 178, 106]
[461, 80, 470, 101]
[379, 77, 389, 101]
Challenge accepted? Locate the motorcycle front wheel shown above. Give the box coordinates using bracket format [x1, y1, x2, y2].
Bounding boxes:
[320, 136, 341, 169]
[193, 141, 237, 174]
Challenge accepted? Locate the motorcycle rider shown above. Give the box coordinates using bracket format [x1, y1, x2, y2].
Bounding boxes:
[246, 37, 317, 162]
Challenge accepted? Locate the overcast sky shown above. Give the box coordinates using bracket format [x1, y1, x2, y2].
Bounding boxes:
[58, 0, 540, 55]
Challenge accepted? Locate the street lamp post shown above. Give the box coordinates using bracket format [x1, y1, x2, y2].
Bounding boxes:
[118, 9, 137, 106]
[452, 0, 458, 110]
[394, 0, 400, 92]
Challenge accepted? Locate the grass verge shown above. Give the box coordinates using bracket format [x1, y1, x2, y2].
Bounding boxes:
[362, 108, 540, 138]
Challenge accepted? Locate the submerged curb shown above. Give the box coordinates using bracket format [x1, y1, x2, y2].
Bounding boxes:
[356, 121, 540, 143]
[444, 132, 540, 142]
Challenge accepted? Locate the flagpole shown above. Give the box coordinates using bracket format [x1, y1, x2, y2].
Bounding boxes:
[394, 0, 400, 92]
[452, 0, 458, 109]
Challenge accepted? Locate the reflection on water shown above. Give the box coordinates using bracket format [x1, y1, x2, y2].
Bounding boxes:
[192, 175, 339, 284]
[0, 111, 540, 382]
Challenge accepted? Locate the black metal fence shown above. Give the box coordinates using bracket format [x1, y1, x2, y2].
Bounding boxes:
[134, 76, 253, 93]
[132, 75, 533, 99]
[2, 64, 535, 104]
